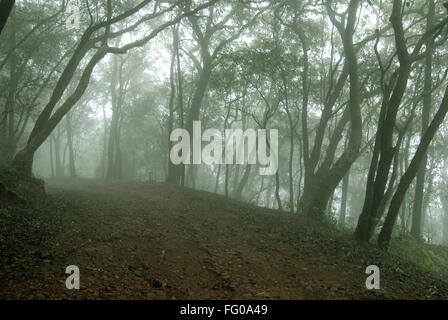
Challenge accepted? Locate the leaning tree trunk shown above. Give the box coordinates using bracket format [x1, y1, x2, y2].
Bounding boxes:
[411, 0, 434, 239]
[378, 81, 448, 249]
[9, 1, 219, 179]
[355, 0, 412, 241]
[11, 48, 108, 177]
[0, 0, 14, 35]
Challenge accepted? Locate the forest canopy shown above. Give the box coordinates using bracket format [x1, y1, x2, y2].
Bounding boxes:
[2, 0, 448, 252]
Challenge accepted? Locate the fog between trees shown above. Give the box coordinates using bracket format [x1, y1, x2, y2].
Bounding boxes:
[2, 0, 448, 250]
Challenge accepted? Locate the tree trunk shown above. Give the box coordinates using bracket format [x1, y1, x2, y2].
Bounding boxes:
[49, 135, 54, 177]
[11, 47, 108, 177]
[285, 105, 295, 213]
[355, 0, 412, 241]
[54, 126, 63, 177]
[167, 25, 185, 185]
[107, 50, 124, 179]
[339, 171, 349, 227]
[304, 0, 362, 217]
[3, 12, 17, 164]
[225, 164, 229, 198]
[441, 188, 448, 245]
[411, 0, 434, 239]
[214, 164, 221, 194]
[234, 164, 251, 200]
[9, 1, 217, 178]
[0, 0, 14, 35]
[378, 81, 448, 249]
[166, 26, 179, 184]
[65, 111, 76, 178]
[275, 170, 283, 211]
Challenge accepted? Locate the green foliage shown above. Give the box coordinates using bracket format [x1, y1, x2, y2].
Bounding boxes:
[0, 204, 11, 218]
[391, 236, 448, 277]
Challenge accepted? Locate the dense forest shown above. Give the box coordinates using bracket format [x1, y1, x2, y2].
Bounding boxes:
[2, 0, 448, 300]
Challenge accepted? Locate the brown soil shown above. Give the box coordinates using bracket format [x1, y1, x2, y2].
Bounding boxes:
[1, 178, 448, 299]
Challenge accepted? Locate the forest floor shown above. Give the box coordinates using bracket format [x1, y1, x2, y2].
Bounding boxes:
[1, 178, 448, 299]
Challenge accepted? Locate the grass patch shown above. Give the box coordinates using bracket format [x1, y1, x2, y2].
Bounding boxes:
[390, 235, 448, 278]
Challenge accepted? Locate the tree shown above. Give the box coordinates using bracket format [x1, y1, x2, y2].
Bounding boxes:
[167, 1, 265, 185]
[9, 0, 219, 178]
[0, 0, 14, 35]
[299, 0, 362, 217]
[355, 0, 448, 242]
[410, 0, 435, 239]
[378, 80, 448, 249]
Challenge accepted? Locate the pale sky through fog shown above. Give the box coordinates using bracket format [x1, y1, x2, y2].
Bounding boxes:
[88, 2, 383, 122]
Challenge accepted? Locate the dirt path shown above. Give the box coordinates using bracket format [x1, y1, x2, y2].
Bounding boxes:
[1, 179, 448, 299]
